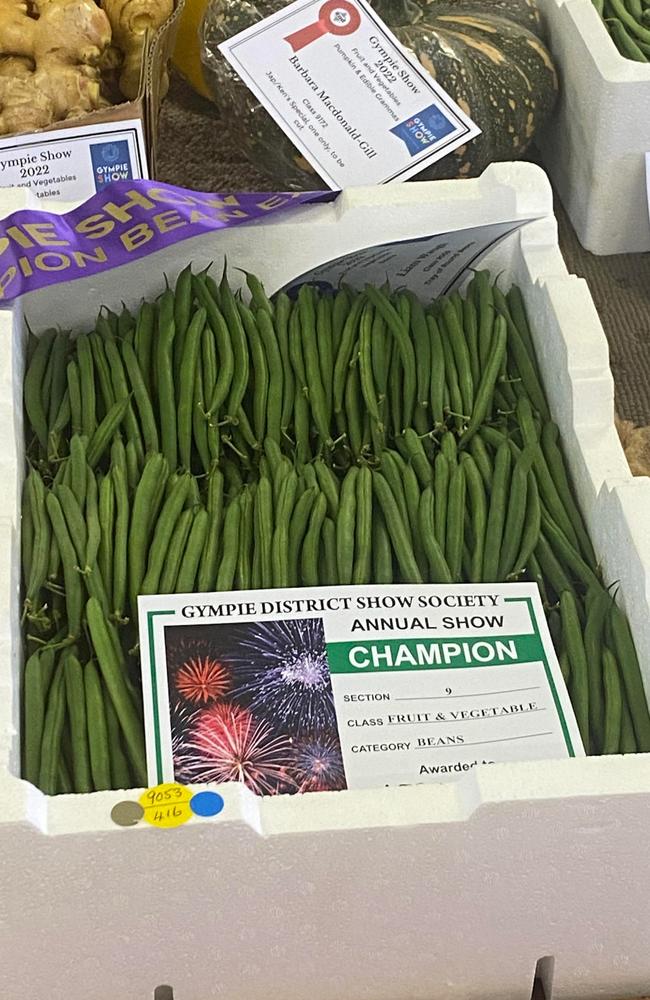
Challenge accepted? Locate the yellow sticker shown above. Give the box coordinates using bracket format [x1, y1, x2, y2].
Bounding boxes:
[138, 783, 193, 829]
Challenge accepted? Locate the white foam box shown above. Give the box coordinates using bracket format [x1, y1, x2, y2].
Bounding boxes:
[539, 0, 650, 255]
[1, 163, 649, 1000]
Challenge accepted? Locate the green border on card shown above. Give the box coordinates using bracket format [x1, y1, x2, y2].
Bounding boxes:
[147, 608, 176, 784]
[504, 596, 575, 757]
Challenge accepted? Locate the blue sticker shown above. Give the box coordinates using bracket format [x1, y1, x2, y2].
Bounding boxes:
[190, 791, 225, 818]
[90, 139, 133, 192]
[390, 105, 456, 157]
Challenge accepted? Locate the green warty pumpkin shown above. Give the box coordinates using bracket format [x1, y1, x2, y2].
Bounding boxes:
[200, 0, 558, 188]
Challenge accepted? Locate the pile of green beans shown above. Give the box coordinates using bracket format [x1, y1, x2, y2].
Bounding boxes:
[21, 265, 650, 795]
[592, 0, 650, 61]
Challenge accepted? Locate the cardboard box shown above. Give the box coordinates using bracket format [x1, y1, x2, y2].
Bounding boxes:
[539, 0, 650, 255]
[1, 163, 649, 1000]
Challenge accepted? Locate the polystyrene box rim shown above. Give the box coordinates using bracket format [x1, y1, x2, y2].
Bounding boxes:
[0, 161, 644, 843]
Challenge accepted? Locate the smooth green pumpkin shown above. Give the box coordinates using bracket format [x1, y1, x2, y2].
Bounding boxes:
[201, 0, 558, 187]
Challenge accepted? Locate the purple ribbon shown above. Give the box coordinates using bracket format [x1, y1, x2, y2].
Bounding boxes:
[0, 180, 336, 303]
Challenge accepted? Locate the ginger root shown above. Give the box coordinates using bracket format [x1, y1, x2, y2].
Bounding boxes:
[0, 0, 111, 135]
[101, 0, 173, 100]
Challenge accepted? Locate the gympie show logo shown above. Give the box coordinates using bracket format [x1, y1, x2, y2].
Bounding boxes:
[90, 139, 133, 192]
[390, 103, 456, 157]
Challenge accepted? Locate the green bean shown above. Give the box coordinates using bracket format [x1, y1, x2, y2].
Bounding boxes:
[104, 339, 145, 467]
[176, 507, 209, 594]
[172, 265, 193, 380]
[458, 453, 486, 583]
[301, 492, 327, 587]
[610, 600, 650, 751]
[317, 295, 334, 427]
[256, 308, 284, 445]
[271, 472, 298, 588]
[468, 434, 493, 491]
[243, 270, 273, 316]
[463, 295, 480, 390]
[442, 298, 474, 419]
[439, 314, 464, 428]
[427, 314, 446, 428]
[47, 389, 71, 461]
[272, 292, 294, 435]
[158, 508, 193, 593]
[372, 509, 393, 584]
[314, 460, 339, 519]
[418, 487, 452, 583]
[559, 649, 571, 685]
[372, 472, 422, 583]
[191, 357, 211, 473]
[336, 467, 358, 585]
[84, 658, 111, 791]
[88, 331, 115, 414]
[482, 442, 512, 582]
[238, 301, 269, 446]
[46, 492, 82, 638]
[497, 444, 536, 580]
[388, 347, 403, 439]
[235, 486, 254, 591]
[285, 486, 316, 588]
[517, 397, 580, 549]
[134, 300, 155, 399]
[63, 652, 92, 793]
[510, 471, 541, 578]
[121, 339, 159, 457]
[104, 695, 131, 789]
[141, 473, 192, 595]
[359, 302, 382, 428]
[365, 285, 416, 427]
[506, 286, 536, 362]
[24, 469, 50, 614]
[76, 334, 97, 440]
[86, 596, 146, 783]
[560, 590, 590, 752]
[352, 466, 372, 585]
[344, 355, 363, 458]
[24, 329, 57, 450]
[445, 462, 466, 583]
[98, 472, 115, 607]
[23, 646, 55, 784]
[540, 508, 601, 591]
[535, 532, 574, 600]
[85, 469, 101, 569]
[252, 476, 272, 589]
[583, 587, 611, 753]
[67, 359, 82, 437]
[541, 421, 597, 568]
[460, 317, 507, 447]
[298, 286, 331, 446]
[38, 659, 66, 795]
[193, 282, 235, 421]
[21, 482, 34, 596]
[128, 453, 168, 614]
[433, 452, 450, 552]
[110, 462, 129, 620]
[620, 697, 637, 753]
[216, 498, 241, 591]
[68, 434, 87, 508]
[402, 460, 422, 550]
[406, 292, 431, 412]
[155, 289, 178, 472]
[46, 331, 69, 432]
[403, 428, 433, 488]
[86, 396, 130, 468]
[174, 305, 206, 471]
[125, 439, 139, 493]
[196, 468, 224, 592]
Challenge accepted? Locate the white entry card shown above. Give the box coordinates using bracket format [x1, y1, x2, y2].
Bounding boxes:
[218, 0, 481, 188]
[139, 583, 584, 793]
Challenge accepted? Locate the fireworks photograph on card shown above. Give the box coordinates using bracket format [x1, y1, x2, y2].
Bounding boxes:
[164, 618, 347, 797]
